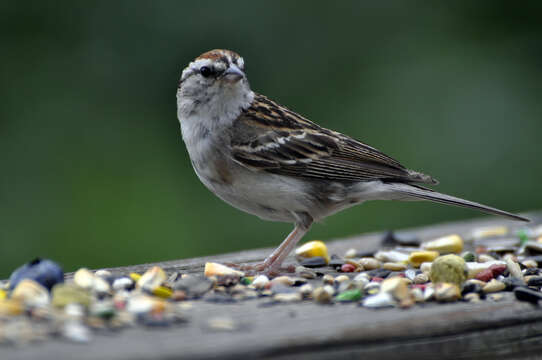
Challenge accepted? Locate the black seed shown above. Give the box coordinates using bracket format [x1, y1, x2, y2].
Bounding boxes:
[524, 268, 540, 276]
[461, 283, 485, 298]
[328, 255, 345, 269]
[356, 250, 376, 258]
[174, 276, 213, 298]
[299, 257, 327, 268]
[366, 269, 392, 279]
[526, 256, 542, 267]
[381, 231, 421, 247]
[501, 277, 526, 291]
[527, 276, 542, 287]
[514, 287, 542, 304]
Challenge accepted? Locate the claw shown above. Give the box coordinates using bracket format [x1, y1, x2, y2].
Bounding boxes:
[223, 224, 311, 277]
[222, 262, 295, 277]
[224, 262, 265, 271]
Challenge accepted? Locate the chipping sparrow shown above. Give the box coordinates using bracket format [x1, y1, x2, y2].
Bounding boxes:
[176, 49, 528, 275]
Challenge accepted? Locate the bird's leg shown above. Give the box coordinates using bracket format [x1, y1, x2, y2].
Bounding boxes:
[260, 223, 310, 273]
[226, 212, 313, 276]
[229, 221, 312, 276]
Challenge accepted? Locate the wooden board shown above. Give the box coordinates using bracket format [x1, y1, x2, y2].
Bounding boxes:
[5, 213, 542, 360]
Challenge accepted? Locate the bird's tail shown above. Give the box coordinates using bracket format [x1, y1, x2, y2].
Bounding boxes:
[388, 183, 529, 222]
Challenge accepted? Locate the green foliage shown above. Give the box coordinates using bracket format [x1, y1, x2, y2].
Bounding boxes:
[1, 1, 541, 277]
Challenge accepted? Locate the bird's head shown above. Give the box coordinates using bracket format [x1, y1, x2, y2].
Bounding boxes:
[177, 49, 253, 122]
[178, 49, 249, 96]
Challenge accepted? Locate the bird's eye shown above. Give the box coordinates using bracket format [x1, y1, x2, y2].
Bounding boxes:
[200, 66, 213, 78]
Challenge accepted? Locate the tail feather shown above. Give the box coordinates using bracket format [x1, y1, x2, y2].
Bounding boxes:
[391, 183, 529, 222]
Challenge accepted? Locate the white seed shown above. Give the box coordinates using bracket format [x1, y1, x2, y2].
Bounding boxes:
[471, 226, 508, 239]
[420, 262, 433, 274]
[298, 284, 313, 298]
[374, 250, 409, 263]
[270, 276, 295, 287]
[363, 292, 395, 308]
[73, 268, 95, 290]
[322, 274, 335, 285]
[522, 260, 538, 269]
[381, 277, 410, 301]
[94, 269, 112, 278]
[422, 234, 463, 254]
[295, 266, 317, 279]
[423, 285, 435, 301]
[483, 279, 506, 293]
[359, 257, 381, 270]
[382, 262, 407, 271]
[203, 263, 244, 278]
[62, 321, 91, 343]
[252, 275, 269, 289]
[488, 293, 505, 302]
[273, 293, 302, 303]
[414, 273, 429, 284]
[411, 287, 424, 302]
[506, 257, 524, 283]
[112, 277, 133, 291]
[404, 269, 417, 281]
[434, 283, 461, 302]
[11, 280, 50, 308]
[464, 293, 480, 303]
[344, 248, 357, 259]
[334, 275, 350, 284]
[478, 254, 496, 263]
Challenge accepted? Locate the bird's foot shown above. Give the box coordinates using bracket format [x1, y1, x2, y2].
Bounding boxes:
[224, 262, 295, 277]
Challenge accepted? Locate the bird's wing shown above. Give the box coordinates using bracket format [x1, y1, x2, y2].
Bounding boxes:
[231, 93, 437, 185]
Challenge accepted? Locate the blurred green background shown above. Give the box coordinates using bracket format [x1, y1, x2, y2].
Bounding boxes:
[1, 1, 541, 277]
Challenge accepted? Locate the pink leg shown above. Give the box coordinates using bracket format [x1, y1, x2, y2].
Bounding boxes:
[261, 224, 309, 273]
[227, 224, 311, 275]
[226, 215, 313, 276]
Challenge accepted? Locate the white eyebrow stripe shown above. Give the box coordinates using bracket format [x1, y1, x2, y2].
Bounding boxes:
[181, 59, 214, 82]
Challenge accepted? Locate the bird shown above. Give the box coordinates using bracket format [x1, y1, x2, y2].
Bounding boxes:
[176, 49, 528, 275]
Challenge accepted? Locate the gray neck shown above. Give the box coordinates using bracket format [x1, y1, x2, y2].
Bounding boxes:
[177, 80, 254, 146]
[178, 80, 253, 124]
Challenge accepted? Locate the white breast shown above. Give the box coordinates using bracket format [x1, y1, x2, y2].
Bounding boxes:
[176, 81, 335, 224]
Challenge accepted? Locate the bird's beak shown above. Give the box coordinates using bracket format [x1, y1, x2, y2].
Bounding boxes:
[222, 65, 245, 82]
